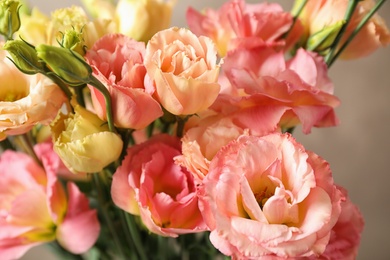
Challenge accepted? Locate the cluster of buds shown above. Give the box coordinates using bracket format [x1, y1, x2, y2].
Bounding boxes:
[1, 0, 116, 133]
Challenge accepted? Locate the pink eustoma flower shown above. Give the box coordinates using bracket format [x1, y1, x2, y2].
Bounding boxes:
[86, 33, 163, 129]
[111, 134, 206, 237]
[302, 186, 364, 260]
[218, 46, 340, 134]
[199, 133, 343, 259]
[0, 151, 100, 259]
[186, 0, 303, 56]
[175, 115, 245, 182]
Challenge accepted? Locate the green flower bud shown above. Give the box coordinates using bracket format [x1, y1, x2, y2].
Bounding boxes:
[35, 44, 91, 86]
[59, 29, 86, 55]
[3, 39, 43, 74]
[0, 0, 21, 38]
[307, 21, 345, 52]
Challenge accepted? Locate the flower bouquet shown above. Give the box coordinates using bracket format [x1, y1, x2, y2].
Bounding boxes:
[0, 0, 389, 259]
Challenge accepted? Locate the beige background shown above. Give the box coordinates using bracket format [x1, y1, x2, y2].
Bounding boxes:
[21, 0, 390, 259]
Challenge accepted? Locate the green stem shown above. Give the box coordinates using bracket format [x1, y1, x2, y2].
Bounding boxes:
[324, 0, 359, 66]
[146, 121, 155, 138]
[118, 210, 136, 253]
[89, 75, 116, 133]
[328, 0, 387, 67]
[284, 0, 308, 39]
[44, 72, 73, 101]
[176, 116, 189, 138]
[14, 133, 42, 166]
[92, 173, 126, 259]
[72, 84, 86, 108]
[117, 129, 133, 166]
[123, 213, 148, 260]
[0, 137, 15, 151]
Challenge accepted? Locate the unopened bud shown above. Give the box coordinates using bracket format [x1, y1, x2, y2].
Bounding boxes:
[36, 44, 91, 86]
[0, 0, 21, 38]
[3, 39, 43, 74]
[307, 21, 345, 52]
[59, 29, 85, 55]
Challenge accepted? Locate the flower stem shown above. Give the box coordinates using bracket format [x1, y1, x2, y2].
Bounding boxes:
[88, 75, 116, 133]
[43, 72, 73, 101]
[291, 0, 309, 17]
[0, 137, 15, 151]
[123, 213, 148, 260]
[72, 84, 86, 108]
[324, 0, 359, 66]
[283, 0, 308, 40]
[92, 173, 126, 259]
[176, 116, 189, 138]
[327, 0, 386, 66]
[14, 133, 42, 166]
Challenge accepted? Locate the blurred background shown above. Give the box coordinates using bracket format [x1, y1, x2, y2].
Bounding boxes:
[21, 0, 390, 259]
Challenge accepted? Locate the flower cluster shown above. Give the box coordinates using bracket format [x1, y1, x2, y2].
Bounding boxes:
[0, 0, 388, 259]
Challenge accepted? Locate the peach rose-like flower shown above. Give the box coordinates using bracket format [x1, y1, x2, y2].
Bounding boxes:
[175, 115, 245, 182]
[50, 99, 123, 174]
[186, 0, 303, 56]
[199, 133, 343, 258]
[298, 0, 390, 59]
[86, 33, 163, 129]
[111, 134, 206, 237]
[0, 150, 100, 259]
[0, 49, 67, 141]
[219, 46, 339, 134]
[144, 27, 221, 116]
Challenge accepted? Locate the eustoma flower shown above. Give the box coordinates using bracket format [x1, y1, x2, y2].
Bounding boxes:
[309, 186, 364, 260]
[50, 100, 123, 174]
[0, 49, 66, 141]
[144, 27, 221, 116]
[219, 46, 339, 134]
[175, 115, 245, 182]
[0, 150, 100, 259]
[111, 134, 206, 237]
[186, 0, 303, 56]
[199, 133, 343, 258]
[86, 33, 162, 129]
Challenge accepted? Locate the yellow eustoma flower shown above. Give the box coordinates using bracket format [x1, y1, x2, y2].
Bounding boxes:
[51, 100, 123, 174]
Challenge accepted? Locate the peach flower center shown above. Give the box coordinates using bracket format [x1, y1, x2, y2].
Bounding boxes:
[254, 187, 272, 208]
[0, 80, 29, 102]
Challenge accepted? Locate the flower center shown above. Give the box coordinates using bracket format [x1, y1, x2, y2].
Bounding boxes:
[254, 187, 272, 209]
[0, 78, 29, 102]
[0, 91, 28, 102]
